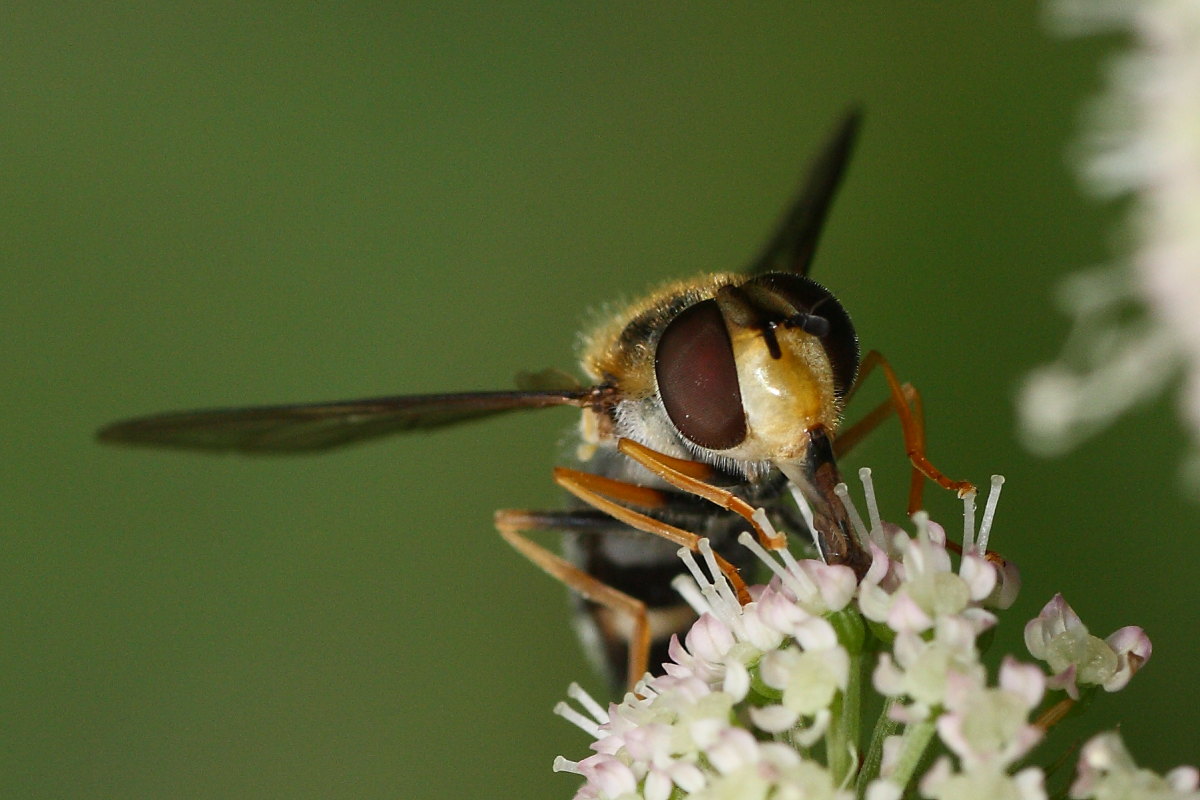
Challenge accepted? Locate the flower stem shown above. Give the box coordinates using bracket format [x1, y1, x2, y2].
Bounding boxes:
[827, 649, 863, 785]
[857, 698, 901, 798]
[1034, 696, 1075, 732]
[886, 717, 937, 792]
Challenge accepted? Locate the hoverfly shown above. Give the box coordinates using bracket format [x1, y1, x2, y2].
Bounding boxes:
[98, 111, 973, 691]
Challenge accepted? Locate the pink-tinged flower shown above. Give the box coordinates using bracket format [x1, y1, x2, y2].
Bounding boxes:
[1101, 625, 1153, 693]
[986, 555, 1023, 611]
[873, 615, 987, 723]
[562, 753, 638, 800]
[859, 512, 1000, 637]
[683, 613, 735, 665]
[750, 583, 815, 645]
[1069, 731, 1200, 800]
[738, 516, 858, 617]
[935, 658, 1046, 769]
[551, 468, 1185, 800]
[557, 675, 736, 800]
[1024, 594, 1152, 698]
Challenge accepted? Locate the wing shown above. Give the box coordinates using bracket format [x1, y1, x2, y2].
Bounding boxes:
[745, 108, 862, 277]
[96, 388, 600, 454]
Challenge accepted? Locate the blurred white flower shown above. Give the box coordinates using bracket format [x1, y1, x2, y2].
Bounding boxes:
[919, 757, 1048, 800]
[1023, 0, 1200, 466]
[1069, 731, 1200, 800]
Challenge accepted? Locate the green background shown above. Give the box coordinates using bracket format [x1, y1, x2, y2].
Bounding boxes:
[5, 3, 1196, 798]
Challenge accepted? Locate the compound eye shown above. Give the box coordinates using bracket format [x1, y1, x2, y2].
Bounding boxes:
[654, 299, 747, 450]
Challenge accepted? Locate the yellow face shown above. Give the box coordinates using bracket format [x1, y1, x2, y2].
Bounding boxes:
[727, 321, 840, 463]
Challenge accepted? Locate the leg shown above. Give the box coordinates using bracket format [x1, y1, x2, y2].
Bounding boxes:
[835, 378, 927, 510]
[552, 466, 752, 605]
[846, 350, 974, 514]
[616, 438, 787, 551]
[494, 508, 651, 691]
[833, 381, 919, 458]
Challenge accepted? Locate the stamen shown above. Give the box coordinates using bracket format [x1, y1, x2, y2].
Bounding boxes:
[752, 507, 788, 549]
[738, 531, 817, 599]
[567, 682, 609, 724]
[678, 547, 711, 592]
[962, 487, 978, 553]
[835, 482, 869, 541]
[694, 541, 753, 641]
[553, 701, 602, 737]
[699, 538, 741, 610]
[910, 510, 934, 542]
[859, 467, 882, 536]
[977, 475, 1005, 553]
[552, 756, 582, 775]
[671, 573, 710, 615]
[678, 545, 736, 628]
[786, 483, 822, 555]
[775, 547, 809, 586]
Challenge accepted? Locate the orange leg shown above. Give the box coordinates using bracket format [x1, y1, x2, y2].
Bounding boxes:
[837, 356, 1010, 567]
[836, 376, 926, 510]
[494, 509, 649, 691]
[846, 350, 974, 514]
[553, 466, 752, 605]
[833, 386, 907, 460]
[616, 438, 787, 551]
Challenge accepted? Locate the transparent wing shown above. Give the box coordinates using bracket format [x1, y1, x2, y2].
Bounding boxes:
[746, 108, 862, 277]
[97, 388, 598, 454]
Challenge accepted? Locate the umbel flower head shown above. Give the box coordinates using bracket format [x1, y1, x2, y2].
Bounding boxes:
[552, 469, 1187, 800]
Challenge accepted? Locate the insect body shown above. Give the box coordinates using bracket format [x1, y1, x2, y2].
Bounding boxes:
[98, 111, 973, 690]
[532, 267, 864, 683]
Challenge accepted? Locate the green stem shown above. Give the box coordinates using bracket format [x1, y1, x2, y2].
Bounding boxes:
[887, 717, 937, 793]
[856, 698, 901, 798]
[827, 650, 863, 785]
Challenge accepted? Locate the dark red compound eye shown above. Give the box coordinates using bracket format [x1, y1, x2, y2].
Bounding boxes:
[654, 299, 747, 450]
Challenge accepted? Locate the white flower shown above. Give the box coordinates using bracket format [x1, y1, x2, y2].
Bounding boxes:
[1024, 594, 1152, 698]
[935, 658, 1045, 769]
[753, 629, 849, 737]
[873, 615, 987, 723]
[859, 513, 999, 637]
[760, 637, 849, 716]
[555, 526, 861, 800]
[550, 469, 1192, 800]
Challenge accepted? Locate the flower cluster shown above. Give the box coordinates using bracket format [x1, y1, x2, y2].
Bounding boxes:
[553, 469, 1188, 800]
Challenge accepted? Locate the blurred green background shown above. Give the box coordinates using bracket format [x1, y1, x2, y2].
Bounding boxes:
[4, 3, 1196, 798]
